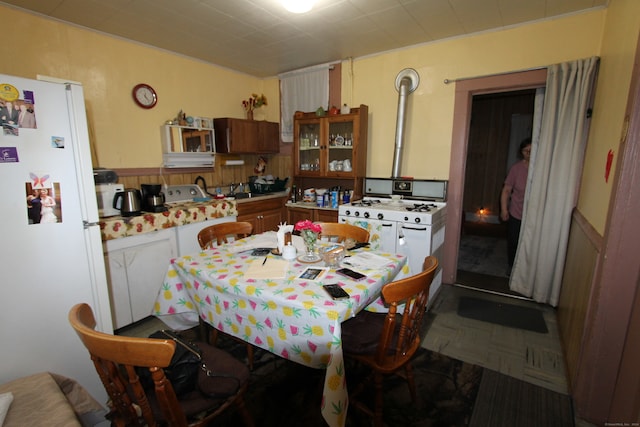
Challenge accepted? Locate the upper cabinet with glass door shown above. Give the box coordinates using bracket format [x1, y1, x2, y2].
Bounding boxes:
[294, 105, 368, 179]
[161, 124, 215, 168]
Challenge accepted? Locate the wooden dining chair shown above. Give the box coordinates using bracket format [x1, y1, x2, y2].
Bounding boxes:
[68, 303, 254, 427]
[197, 221, 253, 249]
[340, 256, 438, 427]
[317, 222, 370, 245]
[197, 221, 255, 370]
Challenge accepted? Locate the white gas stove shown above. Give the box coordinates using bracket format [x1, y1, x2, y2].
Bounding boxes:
[338, 178, 447, 304]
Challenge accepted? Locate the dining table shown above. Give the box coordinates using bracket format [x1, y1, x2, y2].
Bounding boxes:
[153, 231, 410, 427]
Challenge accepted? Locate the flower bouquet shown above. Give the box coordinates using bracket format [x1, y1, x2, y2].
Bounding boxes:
[294, 220, 322, 262]
[242, 93, 267, 120]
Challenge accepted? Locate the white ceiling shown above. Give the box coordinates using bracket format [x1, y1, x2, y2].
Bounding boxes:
[2, 0, 607, 77]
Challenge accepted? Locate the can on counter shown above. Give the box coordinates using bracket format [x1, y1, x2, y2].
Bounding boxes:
[331, 190, 339, 208]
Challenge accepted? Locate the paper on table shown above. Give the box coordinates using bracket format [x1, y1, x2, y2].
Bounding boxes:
[228, 232, 278, 253]
[343, 252, 391, 270]
[245, 257, 289, 279]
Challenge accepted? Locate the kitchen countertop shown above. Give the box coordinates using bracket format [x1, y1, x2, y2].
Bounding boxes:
[233, 190, 289, 203]
[99, 191, 291, 241]
[286, 201, 339, 211]
[99, 199, 237, 241]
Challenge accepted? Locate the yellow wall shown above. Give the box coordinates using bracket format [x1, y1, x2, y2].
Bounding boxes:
[578, 0, 640, 233]
[344, 11, 605, 180]
[1, 5, 279, 169]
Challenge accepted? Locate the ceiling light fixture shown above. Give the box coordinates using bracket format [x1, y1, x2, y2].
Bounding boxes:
[281, 0, 314, 13]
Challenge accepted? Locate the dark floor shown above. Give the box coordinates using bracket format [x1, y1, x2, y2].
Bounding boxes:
[462, 219, 507, 237]
[457, 220, 529, 299]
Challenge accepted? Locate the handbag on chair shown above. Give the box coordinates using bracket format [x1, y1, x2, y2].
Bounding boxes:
[140, 330, 242, 398]
[139, 330, 201, 397]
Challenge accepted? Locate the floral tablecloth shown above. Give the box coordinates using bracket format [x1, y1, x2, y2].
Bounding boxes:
[153, 232, 409, 427]
[99, 200, 237, 241]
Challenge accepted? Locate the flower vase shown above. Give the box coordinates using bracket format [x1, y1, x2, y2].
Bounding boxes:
[246, 110, 254, 120]
[254, 108, 266, 121]
[299, 230, 321, 263]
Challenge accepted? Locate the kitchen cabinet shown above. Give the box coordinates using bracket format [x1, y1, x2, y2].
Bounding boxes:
[214, 118, 280, 154]
[293, 105, 368, 201]
[258, 120, 280, 152]
[237, 196, 287, 234]
[104, 229, 177, 329]
[287, 204, 338, 224]
[161, 125, 215, 168]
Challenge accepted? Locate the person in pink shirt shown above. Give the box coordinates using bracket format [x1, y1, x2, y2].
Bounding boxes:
[500, 138, 532, 275]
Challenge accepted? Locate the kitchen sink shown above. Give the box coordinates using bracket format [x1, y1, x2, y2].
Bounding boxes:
[226, 192, 252, 199]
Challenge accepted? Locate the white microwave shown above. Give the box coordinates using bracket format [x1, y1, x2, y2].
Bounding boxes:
[95, 183, 124, 217]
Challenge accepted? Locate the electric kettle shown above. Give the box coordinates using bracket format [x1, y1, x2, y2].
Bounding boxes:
[113, 188, 142, 216]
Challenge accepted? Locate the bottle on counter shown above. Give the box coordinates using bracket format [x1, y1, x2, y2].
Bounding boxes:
[291, 185, 297, 203]
[331, 190, 339, 209]
[343, 189, 351, 204]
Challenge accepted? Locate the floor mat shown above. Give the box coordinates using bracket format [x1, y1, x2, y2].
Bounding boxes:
[457, 296, 548, 333]
[470, 369, 574, 427]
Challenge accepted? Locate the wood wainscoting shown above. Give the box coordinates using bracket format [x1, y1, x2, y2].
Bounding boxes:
[557, 208, 602, 388]
[112, 153, 293, 192]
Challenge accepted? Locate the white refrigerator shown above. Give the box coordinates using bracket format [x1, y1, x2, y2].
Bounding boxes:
[0, 74, 112, 403]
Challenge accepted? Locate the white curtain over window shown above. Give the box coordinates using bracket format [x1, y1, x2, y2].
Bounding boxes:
[510, 57, 599, 306]
[279, 65, 329, 143]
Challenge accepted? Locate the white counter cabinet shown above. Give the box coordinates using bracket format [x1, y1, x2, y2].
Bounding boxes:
[104, 229, 177, 329]
[103, 216, 237, 329]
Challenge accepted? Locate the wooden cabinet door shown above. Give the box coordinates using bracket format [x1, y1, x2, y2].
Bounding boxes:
[261, 209, 284, 232]
[237, 196, 287, 233]
[287, 206, 338, 224]
[214, 118, 258, 153]
[288, 206, 313, 224]
[258, 121, 280, 153]
[316, 209, 338, 223]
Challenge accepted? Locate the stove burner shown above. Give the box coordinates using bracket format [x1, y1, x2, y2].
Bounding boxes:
[406, 203, 437, 212]
[351, 199, 381, 207]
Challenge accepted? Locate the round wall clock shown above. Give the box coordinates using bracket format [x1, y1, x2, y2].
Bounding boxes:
[132, 83, 157, 109]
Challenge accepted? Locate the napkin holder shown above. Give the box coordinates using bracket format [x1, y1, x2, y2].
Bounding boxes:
[277, 224, 294, 254]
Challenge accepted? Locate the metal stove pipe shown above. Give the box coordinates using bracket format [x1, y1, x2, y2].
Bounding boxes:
[391, 68, 420, 178]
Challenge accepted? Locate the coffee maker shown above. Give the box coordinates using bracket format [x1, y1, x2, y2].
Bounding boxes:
[141, 184, 167, 213]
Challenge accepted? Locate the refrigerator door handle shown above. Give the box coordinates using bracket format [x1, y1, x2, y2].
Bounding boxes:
[83, 220, 99, 229]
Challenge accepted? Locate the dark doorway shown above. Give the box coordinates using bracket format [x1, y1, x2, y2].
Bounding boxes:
[456, 90, 535, 297]
[442, 68, 547, 289]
